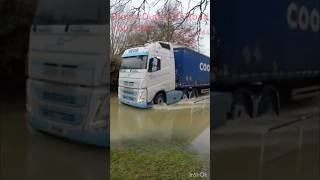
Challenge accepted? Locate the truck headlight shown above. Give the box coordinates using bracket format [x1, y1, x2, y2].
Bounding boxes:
[87, 98, 108, 131]
[118, 88, 121, 97]
[137, 89, 147, 102]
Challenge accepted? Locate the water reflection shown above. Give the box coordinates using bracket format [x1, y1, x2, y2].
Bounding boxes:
[0, 99, 107, 180]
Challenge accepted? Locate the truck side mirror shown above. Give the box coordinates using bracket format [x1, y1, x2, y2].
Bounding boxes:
[148, 57, 160, 72]
[148, 58, 153, 72]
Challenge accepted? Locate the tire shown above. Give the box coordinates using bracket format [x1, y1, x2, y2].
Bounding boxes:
[257, 89, 278, 116]
[192, 88, 199, 98]
[182, 89, 189, 100]
[154, 93, 166, 104]
[231, 95, 252, 120]
[189, 89, 196, 99]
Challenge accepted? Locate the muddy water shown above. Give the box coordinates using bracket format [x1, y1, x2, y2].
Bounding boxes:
[212, 98, 319, 180]
[0, 98, 108, 180]
[110, 94, 210, 176]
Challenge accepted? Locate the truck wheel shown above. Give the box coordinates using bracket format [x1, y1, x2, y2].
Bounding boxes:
[154, 93, 166, 105]
[231, 94, 252, 120]
[258, 97, 274, 116]
[192, 88, 199, 98]
[189, 89, 198, 99]
[257, 88, 279, 116]
[182, 89, 189, 99]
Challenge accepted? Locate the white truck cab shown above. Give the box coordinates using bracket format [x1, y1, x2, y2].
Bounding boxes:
[118, 41, 181, 108]
[26, 0, 109, 146]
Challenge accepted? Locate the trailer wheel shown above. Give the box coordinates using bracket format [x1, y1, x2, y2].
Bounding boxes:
[188, 89, 198, 99]
[257, 88, 279, 116]
[192, 88, 199, 98]
[154, 93, 166, 105]
[231, 94, 252, 120]
[182, 89, 189, 100]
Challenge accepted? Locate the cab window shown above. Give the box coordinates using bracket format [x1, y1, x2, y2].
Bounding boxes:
[148, 57, 161, 72]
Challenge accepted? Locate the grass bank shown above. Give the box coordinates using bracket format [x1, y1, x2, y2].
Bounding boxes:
[111, 139, 206, 179]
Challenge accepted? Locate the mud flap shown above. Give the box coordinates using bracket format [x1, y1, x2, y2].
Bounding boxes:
[166, 90, 183, 105]
[211, 92, 232, 129]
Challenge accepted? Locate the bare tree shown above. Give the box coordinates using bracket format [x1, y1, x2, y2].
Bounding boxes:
[110, 0, 208, 53]
[110, 11, 136, 56]
[147, 1, 199, 47]
[111, 0, 209, 34]
[110, 0, 209, 80]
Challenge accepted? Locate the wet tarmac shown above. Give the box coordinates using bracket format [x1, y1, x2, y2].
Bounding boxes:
[0, 98, 108, 180]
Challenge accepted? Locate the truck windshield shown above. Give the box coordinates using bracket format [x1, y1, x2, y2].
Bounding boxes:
[34, 0, 106, 25]
[121, 56, 148, 70]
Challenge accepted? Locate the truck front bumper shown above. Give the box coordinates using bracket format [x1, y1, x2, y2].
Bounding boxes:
[27, 114, 109, 147]
[118, 97, 152, 109]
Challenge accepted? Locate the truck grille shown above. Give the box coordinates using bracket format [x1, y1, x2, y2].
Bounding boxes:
[41, 107, 83, 125]
[123, 81, 135, 87]
[119, 87, 138, 101]
[36, 89, 87, 107]
[120, 80, 140, 88]
[122, 89, 136, 95]
[122, 95, 136, 101]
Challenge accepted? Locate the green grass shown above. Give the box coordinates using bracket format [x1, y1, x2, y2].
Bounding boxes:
[111, 139, 205, 180]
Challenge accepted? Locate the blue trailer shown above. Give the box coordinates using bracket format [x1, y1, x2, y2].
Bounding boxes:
[214, 0, 320, 84]
[212, 0, 320, 122]
[174, 47, 210, 89]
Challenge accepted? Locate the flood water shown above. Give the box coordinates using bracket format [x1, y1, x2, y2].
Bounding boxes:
[0, 98, 108, 180]
[2, 95, 318, 180]
[212, 97, 319, 180]
[110, 94, 210, 178]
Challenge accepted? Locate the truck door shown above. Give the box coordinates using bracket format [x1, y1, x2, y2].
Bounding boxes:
[147, 57, 163, 101]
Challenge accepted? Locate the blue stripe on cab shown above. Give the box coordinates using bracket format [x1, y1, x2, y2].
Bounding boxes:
[122, 48, 148, 58]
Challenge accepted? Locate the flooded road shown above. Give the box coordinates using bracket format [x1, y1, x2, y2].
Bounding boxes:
[212, 97, 319, 180]
[0, 98, 108, 180]
[110, 94, 210, 179]
[2, 94, 317, 180]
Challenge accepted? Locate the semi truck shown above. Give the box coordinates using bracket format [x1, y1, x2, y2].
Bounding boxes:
[26, 0, 109, 146]
[118, 41, 210, 108]
[212, 0, 320, 128]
